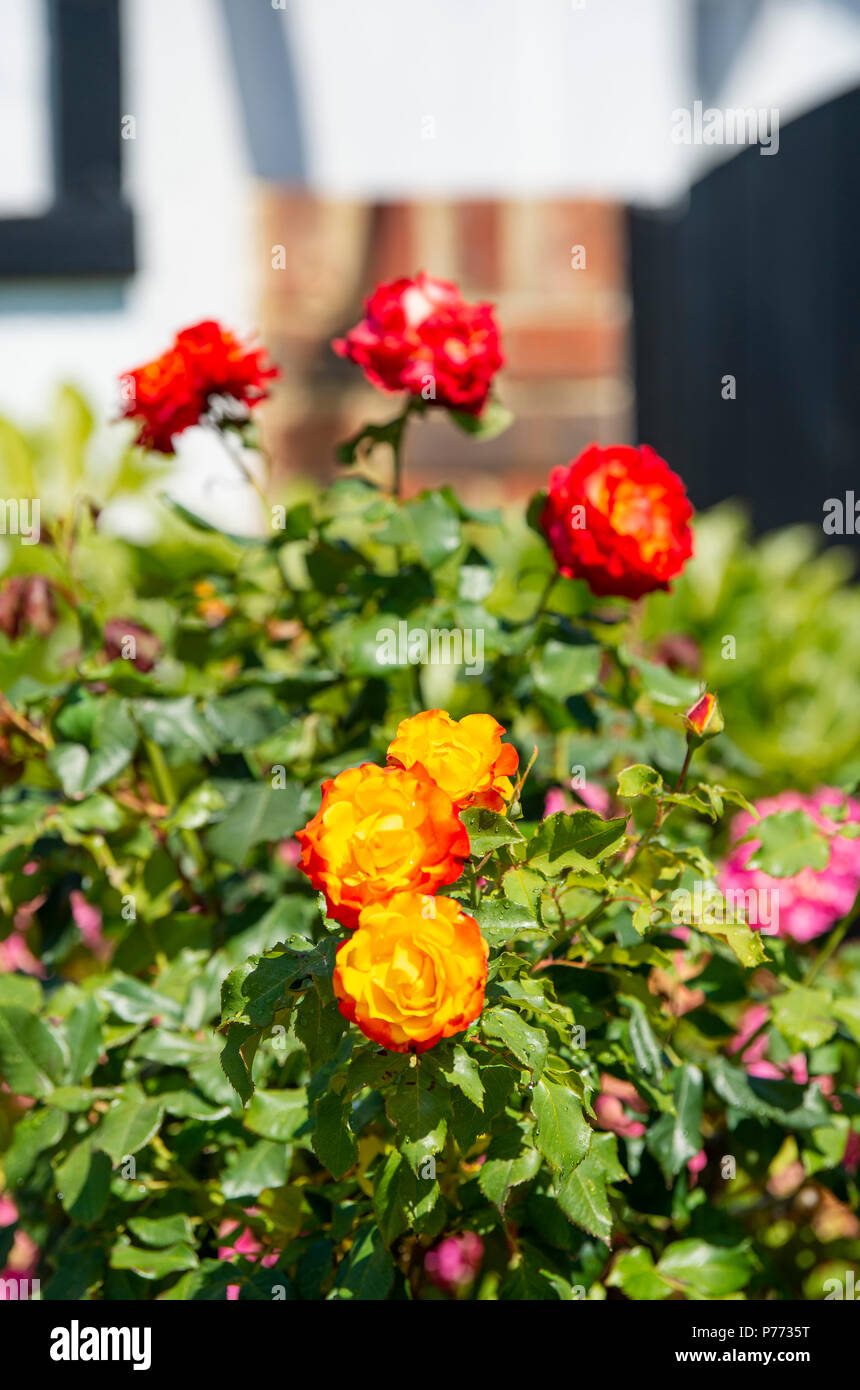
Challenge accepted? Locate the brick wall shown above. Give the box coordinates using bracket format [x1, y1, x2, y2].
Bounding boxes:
[258, 194, 632, 502]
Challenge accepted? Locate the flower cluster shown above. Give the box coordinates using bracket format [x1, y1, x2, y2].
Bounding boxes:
[120, 319, 279, 453]
[296, 710, 518, 1051]
[333, 272, 503, 415]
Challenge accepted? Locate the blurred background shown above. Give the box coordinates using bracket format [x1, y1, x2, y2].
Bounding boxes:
[1, 0, 859, 534]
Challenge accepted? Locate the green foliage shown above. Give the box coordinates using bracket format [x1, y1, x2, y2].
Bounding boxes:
[0, 393, 857, 1302]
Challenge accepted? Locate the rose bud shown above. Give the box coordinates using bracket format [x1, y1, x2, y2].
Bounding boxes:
[683, 691, 724, 743]
[0, 576, 57, 641]
[102, 618, 161, 673]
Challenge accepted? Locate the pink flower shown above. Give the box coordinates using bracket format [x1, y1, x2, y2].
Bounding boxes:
[70, 890, 109, 959]
[542, 780, 612, 822]
[0, 930, 44, 977]
[687, 1149, 707, 1185]
[594, 1073, 648, 1139]
[719, 788, 860, 943]
[277, 840, 301, 869]
[217, 1214, 279, 1301]
[425, 1232, 483, 1293]
[0, 1196, 38, 1298]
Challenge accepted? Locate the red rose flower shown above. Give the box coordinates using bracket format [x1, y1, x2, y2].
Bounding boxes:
[119, 320, 278, 453]
[333, 272, 503, 414]
[540, 443, 694, 599]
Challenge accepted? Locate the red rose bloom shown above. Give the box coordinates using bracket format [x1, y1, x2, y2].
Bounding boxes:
[541, 443, 694, 599]
[120, 320, 278, 453]
[332, 272, 503, 414]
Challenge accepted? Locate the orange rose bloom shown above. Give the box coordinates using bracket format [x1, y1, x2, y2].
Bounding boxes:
[295, 763, 468, 930]
[333, 891, 489, 1052]
[387, 710, 518, 812]
[540, 443, 694, 599]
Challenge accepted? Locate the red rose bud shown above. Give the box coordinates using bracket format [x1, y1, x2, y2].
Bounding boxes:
[683, 691, 724, 742]
[102, 619, 161, 673]
[332, 272, 503, 415]
[0, 576, 57, 641]
[540, 443, 694, 600]
[119, 320, 279, 453]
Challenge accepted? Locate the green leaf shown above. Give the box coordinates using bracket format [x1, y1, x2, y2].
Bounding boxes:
[449, 398, 512, 440]
[624, 997, 665, 1079]
[472, 896, 544, 945]
[48, 698, 138, 795]
[772, 986, 837, 1050]
[438, 1045, 484, 1108]
[222, 1139, 289, 1199]
[96, 1091, 164, 1164]
[461, 806, 524, 855]
[207, 783, 308, 867]
[54, 1141, 111, 1225]
[478, 1125, 542, 1211]
[532, 1077, 592, 1176]
[527, 810, 627, 875]
[221, 938, 328, 1029]
[62, 997, 102, 1084]
[312, 1090, 358, 1179]
[533, 641, 602, 701]
[625, 652, 700, 707]
[709, 1058, 832, 1130]
[656, 1239, 755, 1298]
[556, 1132, 625, 1244]
[645, 1064, 703, 1178]
[482, 1006, 547, 1077]
[245, 1088, 309, 1143]
[219, 1023, 257, 1105]
[134, 696, 218, 759]
[617, 764, 664, 798]
[0, 974, 42, 1011]
[745, 810, 830, 877]
[127, 1213, 195, 1248]
[0, 1004, 66, 1097]
[330, 1222, 394, 1300]
[386, 1071, 447, 1174]
[295, 983, 348, 1071]
[4, 1106, 68, 1186]
[607, 1246, 671, 1301]
[110, 1241, 198, 1280]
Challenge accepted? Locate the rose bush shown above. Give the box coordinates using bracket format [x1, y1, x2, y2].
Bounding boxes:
[0, 291, 858, 1302]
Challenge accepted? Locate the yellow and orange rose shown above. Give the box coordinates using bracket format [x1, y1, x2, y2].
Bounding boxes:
[296, 762, 468, 930]
[333, 891, 489, 1052]
[387, 709, 518, 812]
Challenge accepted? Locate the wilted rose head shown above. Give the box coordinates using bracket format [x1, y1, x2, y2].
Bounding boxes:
[0, 575, 56, 642]
[102, 619, 162, 673]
